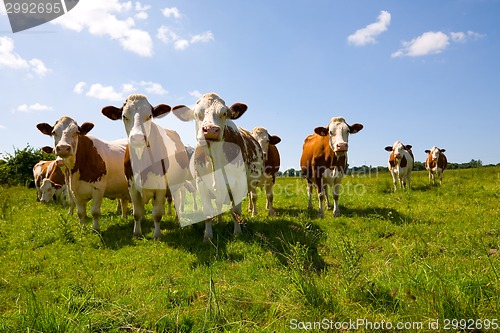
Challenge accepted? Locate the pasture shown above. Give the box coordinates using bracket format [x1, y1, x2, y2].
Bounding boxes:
[0, 167, 498, 332]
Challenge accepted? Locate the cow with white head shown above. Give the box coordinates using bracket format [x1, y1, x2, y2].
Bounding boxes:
[172, 93, 264, 241]
[425, 146, 447, 185]
[300, 117, 363, 217]
[385, 140, 414, 191]
[102, 94, 189, 239]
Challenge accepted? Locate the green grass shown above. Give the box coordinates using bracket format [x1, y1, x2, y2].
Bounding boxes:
[0, 167, 498, 332]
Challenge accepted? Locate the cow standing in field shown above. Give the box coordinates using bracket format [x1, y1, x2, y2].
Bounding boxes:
[425, 146, 447, 185]
[172, 92, 264, 241]
[33, 160, 53, 201]
[102, 94, 190, 239]
[251, 127, 281, 216]
[300, 117, 363, 217]
[37, 160, 67, 204]
[385, 141, 414, 191]
[37, 116, 130, 232]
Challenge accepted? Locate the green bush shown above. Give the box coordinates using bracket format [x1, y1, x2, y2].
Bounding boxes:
[0, 145, 55, 186]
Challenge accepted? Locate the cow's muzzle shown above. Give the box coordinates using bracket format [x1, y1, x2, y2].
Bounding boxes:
[55, 144, 71, 157]
[202, 126, 221, 141]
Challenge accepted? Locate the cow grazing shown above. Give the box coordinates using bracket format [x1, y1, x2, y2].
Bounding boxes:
[172, 92, 264, 241]
[36, 116, 130, 232]
[251, 127, 281, 216]
[425, 146, 447, 184]
[385, 141, 414, 191]
[300, 117, 363, 217]
[33, 160, 52, 201]
[102, 94, 190, 239]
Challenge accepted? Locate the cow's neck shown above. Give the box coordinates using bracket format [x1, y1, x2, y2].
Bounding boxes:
[69, 135, 107, 182]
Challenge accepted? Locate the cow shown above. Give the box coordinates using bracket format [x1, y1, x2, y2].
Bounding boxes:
[384, 141, 414, 191]
[172, 92, 264, 241]
[251, 127, 281, 216]
[36, 116, 130, 232]
[300, 117, 363, 217]
[102, 94, 190, 239]
[425, 146, 447, 184]
[38, 160, 67, 204]
[33, 160, 52, 201]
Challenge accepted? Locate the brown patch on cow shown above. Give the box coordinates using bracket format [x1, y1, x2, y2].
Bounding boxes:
[48, 163, 66, 185]
[124, 145, 133, 180]
[221, 126, 261, 165]
[265, 144, 280, 182]
[388, 151, 407, 167]
[300, 133, 347, 179]
[72, 135, 107, 183]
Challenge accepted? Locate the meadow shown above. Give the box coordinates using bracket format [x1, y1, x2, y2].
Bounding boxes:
[0, 167, 498, 332]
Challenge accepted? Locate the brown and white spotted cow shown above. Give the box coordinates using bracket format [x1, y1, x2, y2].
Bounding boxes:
[38, 159, 67, 204]
[425, 146, 447, 185]
[385, 141, 414, 191]
[172, 93, 264, 241]
[37, 116, 130, 232]
[33, 160, 53, 201]
[102, 94, 190, 239]
[251, 127, 281, 216]
[300, 117, 363, 217]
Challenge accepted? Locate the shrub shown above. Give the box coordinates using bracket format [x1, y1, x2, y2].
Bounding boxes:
[0, 145, 55, 186]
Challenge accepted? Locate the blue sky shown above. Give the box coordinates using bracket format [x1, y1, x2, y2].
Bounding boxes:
[1, 0, 499, 170]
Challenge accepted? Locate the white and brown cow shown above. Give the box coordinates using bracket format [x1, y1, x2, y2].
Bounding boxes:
[37, 116, 130, 232]
[33, 160, 52, 201]
[385, 141, 414, 191]
[172, 92, 264, 241]
[251, 127, 281, 216]
[425, 146, 447, 185]
[102, 94, 190, 239]
[300, 117, 363, 217]
[38, 159, 67, 204]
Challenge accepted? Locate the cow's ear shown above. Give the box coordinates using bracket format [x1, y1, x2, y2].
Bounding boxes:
[79, 122, 94, 135]
[229, 103, 248, 120]
[440, 149, 446, 152]
[425, 150, 431, 154]
[37, 123, 53, 136]
[405, 145, 412, 150]
[349, 123, 364, 134]
[269, 135, 281, 145]
[172, 105, 194, 122]
[102, 106, 122, 121]
[152, 104, 171, 118]
[384, 146, 393, 152]
[42, 146, 53, 154]
[314, 127, 329, 136]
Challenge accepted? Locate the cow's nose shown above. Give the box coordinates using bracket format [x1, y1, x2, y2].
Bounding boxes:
[130, 133, 146, 147]
[394, 153, 401, 159]
[56, 145, 71, 156]
[336, 142, 348, 151]
[203, 126, 220, 139]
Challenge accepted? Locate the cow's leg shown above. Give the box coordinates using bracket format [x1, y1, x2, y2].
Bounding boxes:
[67, 189, 75, 215]
[249, 189, 258, 216]
[428, 170, 433, 184]
[306, 179, 313, 210]
[332, 176, 343, 217]
[232, 202, 243, 235]
[192, 191, 198, 211]
[390, 169, 398, 192]
[130, 187, 145, 237]
[407, 171, 412, 190]
[315, 178, 324, 218]
[151, 191, 166, 240]
[204, 220, 213, 242]
[265, 179, 275, 216]
[119, 198, 129, 219]
[89, 194, 103, 232]
[199, 184, 215, 241]
[75, 197, 87, 226]
[438, 169, 443, 185]
[179, 186, 186, 212]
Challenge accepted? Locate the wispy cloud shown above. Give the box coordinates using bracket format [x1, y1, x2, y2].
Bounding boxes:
[157, 26, 214, 50]
[189, 90, 202, 99]
[0, 37, 50, 77]
[74, 81, 167, 101]
[391, 30, 483, 58]
[162, 7, 181, 19]
[348, 10, 391, 46]
[51, 0, 153, 57]
[13, 103, 53, 113]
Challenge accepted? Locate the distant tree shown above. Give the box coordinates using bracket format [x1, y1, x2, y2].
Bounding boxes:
[284, 168, 299, 177]
[413, 161, 426, 171]
[0, 145, 55, 186]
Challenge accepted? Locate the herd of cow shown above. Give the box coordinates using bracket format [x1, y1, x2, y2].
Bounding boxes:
[32, 92, 448, 241]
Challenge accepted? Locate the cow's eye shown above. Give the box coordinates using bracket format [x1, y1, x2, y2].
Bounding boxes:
[146, 115, 152, 121]
[122, 115, 128, 121]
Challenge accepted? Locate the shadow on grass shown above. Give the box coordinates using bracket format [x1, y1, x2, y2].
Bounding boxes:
[339, 205, 431, 226]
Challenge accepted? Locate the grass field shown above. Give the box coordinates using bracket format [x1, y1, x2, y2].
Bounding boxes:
[0, 167, 498, 332]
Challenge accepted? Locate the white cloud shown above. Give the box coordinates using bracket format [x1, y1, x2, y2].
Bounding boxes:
[135, 2, 150, 20]
[348, 10, 391, 46]
[14, 103, 53, 113]
[51, 0, 153, 57]
[189, 90, 202, 99]
[73, 81, 87, 94]
[162, 7, 181, 19]
[157, 25, 214, 50]
[391, 30, 481, 58]
[86, 83, 124, 101]
[0, 37, 50, 77]
[0, 124, 6, 130]
[75, 81, 167, 101]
